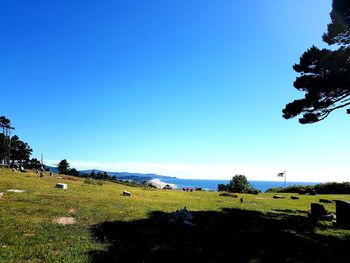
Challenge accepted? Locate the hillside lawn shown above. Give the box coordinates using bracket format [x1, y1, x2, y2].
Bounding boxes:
[1, 168, 350, 262]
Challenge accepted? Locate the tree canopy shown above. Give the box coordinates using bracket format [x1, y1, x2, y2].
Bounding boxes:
[57, 159, 70, 174]
[227, 175, 252, 193]
[283, 0, 350, 124]
[10, 135, 32, 165]
[217, 175, 258, 194]
[0, 116, 33, 166]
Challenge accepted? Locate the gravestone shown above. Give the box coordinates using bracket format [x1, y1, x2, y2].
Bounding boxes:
[299, 189, 306, 195]
[123, 191, 131, 197]
[56, 183, 68, 189]
[335, 200, 350, 227]
[309, 189, 317, 195]
[309, 203, 333, 221]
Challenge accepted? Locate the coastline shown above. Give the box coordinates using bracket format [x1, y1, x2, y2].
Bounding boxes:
[148, 178, 177, 189]
[148, 178, 320, 192]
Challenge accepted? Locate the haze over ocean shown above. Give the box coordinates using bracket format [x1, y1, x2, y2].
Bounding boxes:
[156, 178, 319, 192]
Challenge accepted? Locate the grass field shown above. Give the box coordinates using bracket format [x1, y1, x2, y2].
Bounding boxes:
[1, 167, 350, 262]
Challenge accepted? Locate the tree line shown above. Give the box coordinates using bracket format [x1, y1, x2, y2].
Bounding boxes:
[0, 116, 41, 169]
[266, 182, 350, 195]
[56, 159, 109, 179]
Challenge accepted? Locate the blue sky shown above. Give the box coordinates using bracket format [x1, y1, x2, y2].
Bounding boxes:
[1, 0, 348, 181]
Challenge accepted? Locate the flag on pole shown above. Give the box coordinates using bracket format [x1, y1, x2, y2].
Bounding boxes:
[277, 172, 284, 177]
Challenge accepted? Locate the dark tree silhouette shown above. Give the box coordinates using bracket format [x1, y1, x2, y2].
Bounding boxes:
[10, 135, 33, 165]
[0, 133, 8, 164]
[283, 0, 350, 124]
[67, 168, 80, 177]
[57, 159, 70, 174]
[217, 183, 227, 192]
[26, 158, 42, 170]
[0, 116, 15, 164]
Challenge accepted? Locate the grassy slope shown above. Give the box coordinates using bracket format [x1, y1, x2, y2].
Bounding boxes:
[0, 168, 350, 262]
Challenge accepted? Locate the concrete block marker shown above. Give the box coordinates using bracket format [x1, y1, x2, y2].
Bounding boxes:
[7, 189, 25, 193]
[56, 183, 68, 189]
[123, 191, 131, 197]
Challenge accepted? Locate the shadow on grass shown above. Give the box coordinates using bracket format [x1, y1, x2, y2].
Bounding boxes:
[272, 209, 309, 215]
[89, 208, 350, 263]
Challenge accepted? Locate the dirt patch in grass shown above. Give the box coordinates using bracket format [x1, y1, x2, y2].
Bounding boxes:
[53, 217, 76, 225]
[23, 232, 35, 237]
[68, 208, 77, 214]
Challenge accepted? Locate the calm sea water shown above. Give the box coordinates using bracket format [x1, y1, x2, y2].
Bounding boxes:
[159, 178, 320, 192]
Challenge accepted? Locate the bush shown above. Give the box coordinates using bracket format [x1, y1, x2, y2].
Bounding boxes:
[314, 182, 350, 194]
[217, 184, 227, 192]
[227, 175, 251, 193]
[219, 192, 235, 197]
[246, 188, 260, 195]
[265, 182, 350, 194]
[84, 178, 103, 185]
[265, 185, 314, 193]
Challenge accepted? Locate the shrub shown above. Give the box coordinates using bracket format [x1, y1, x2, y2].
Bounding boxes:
[265, 182, 350, 194]
[314, 182, 350, 194]
[84, 178, 103, 185]
[217, 184, 227, 192]
[219, 192, 234, 197]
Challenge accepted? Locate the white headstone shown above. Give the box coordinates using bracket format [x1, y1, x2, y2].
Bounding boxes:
[7, 189, 25, 193]
[56, 183, 68, 189]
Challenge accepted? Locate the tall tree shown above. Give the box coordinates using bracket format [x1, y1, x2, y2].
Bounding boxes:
[227, 175, 252, 193]
[0, 134, 8, 163]
[0, 116, 14, 164]
[10, 135, 33, 166]
[26, 158, 42, 170]
[283, 0, 350, 124]
[57, 159, 70, 174]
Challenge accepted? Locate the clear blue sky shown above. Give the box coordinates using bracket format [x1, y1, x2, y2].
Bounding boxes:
[1, 0, 348, 181]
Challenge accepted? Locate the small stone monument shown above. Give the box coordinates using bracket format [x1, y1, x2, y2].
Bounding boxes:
[56, 183, 68, 189]
[309, 203, 333, 221]
[335, 200, 350, 227]
[123, 191, 131, 196]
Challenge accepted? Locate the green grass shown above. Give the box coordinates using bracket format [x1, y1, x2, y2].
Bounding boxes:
[1, 167, 350, 262]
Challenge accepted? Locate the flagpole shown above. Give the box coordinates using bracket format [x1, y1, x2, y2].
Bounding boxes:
[284, 170, 286, 187]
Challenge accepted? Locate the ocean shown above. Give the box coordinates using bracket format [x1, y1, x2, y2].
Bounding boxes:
[156, 178, 320, 192]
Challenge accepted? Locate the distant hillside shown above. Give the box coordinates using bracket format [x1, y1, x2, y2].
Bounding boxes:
[45, 166, 176, 180]
[80, 170, 176, 180]
[44, 165, 58, 173]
